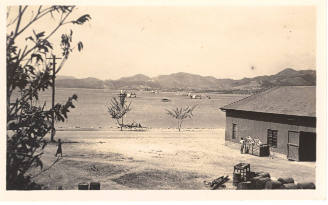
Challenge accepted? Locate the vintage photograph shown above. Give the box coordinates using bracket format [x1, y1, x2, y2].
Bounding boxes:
[3, 0, 325, 199]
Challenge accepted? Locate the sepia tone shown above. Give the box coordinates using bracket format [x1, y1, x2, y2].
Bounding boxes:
[3, 0, 325, 200]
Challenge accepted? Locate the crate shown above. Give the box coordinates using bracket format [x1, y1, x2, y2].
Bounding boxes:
[251, 144, 270, 157]
[233, 163, 250, 183]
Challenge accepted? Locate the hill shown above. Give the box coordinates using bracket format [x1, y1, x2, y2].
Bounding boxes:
[56, 77, 105, 89]
[154, 72, 227, 90]
[56, 68, 316, 91]
[104, 74, 161, 90]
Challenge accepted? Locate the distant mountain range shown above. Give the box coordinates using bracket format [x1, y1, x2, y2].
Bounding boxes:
[56, 68, 316, 92]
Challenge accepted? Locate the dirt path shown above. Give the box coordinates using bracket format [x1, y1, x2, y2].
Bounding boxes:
[31, 129, 315, 190]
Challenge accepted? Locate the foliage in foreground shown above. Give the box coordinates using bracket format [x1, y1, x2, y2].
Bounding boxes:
[166, 105, 197, 131]
[6, 6, 91, 190]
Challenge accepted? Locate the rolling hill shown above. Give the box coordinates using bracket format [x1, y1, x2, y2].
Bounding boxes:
[56, 68, 316, 91]
[56, 77, 105, 89]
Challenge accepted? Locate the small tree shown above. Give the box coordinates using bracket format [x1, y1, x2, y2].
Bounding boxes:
[166, 105, 197, 131]
[107, 93, 132, 131]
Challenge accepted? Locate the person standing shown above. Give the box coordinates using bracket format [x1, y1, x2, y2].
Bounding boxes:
[240, 137, 245, 154]
[55, 138, 63, 157]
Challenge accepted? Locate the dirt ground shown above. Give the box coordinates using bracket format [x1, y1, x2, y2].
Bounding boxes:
[30, 129, 315, 190]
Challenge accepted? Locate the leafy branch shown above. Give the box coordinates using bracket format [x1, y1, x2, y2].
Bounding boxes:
[6, 5, 90, 190]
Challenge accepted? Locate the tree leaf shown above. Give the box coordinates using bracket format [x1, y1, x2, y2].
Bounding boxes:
[36, 31, 45, 39]
[72, 14, 91, 25]
[37, 44, 48, 53]
[25, 36, 34, 42]
[77, 41, 83, 51]
[43, 40, 53, 49]
[31, 54, 43, 63]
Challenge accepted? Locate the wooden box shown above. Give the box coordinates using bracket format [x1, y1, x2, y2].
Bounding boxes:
[251, 144, 270, 157]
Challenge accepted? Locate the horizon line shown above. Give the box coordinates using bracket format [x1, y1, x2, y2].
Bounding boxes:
[57, 67, 316, 81]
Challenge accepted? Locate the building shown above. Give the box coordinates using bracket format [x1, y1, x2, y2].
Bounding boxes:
[220, 86, 316, 161]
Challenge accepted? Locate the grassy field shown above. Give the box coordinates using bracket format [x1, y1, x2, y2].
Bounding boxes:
[30, 129, 315, 190]
[35, 88, 246, 129]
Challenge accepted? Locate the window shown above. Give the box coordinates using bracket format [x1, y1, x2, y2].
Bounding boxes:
[232, 124, 237, 139]
[267, 129, 278, 148]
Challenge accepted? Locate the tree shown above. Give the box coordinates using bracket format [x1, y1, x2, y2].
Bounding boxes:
[107, 93, 132, 131]
[166, 105, 197, 131]
[6, 6, 91, 190]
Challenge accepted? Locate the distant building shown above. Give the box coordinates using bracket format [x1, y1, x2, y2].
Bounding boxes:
[220, 86, 316, 161]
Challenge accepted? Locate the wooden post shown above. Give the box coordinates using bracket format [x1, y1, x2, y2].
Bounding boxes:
[51, 55, 56, 142]
[46, 55, 62, 142]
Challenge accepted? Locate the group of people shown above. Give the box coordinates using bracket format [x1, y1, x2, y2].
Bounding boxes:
[239, 136, 262, 154]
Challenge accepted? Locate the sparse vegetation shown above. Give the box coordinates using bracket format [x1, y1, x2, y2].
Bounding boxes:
[166, 105, 197, 131]
[107, 93, 132, 131]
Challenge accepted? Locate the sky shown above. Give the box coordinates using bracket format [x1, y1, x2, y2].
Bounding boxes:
[8, 5, 316, 80]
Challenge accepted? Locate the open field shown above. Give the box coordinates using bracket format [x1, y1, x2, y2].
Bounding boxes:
[34, 88, 246, 129]
[25, 88, 315, 190]
[30, 129, 315, 190]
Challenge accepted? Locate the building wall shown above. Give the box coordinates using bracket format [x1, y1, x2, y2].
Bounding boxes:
[224, 110, 316, 155]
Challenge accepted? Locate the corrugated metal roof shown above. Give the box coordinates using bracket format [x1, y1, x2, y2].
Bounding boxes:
[220, 86, 316, 117]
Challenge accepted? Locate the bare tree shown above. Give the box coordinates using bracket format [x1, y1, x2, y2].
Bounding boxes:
[166, 105, 197, 131]
[107, 93, 132, 131]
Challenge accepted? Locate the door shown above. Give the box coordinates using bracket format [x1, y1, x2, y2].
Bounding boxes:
[299, 132, 316, 161]
[287, 131, 300, 161]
